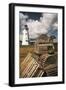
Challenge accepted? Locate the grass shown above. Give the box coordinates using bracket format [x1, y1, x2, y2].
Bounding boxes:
[19, 45, 34, 77]
[20, 45, 34, 62]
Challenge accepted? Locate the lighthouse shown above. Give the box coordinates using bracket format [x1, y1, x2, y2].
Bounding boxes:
[22, 25, 29, 45]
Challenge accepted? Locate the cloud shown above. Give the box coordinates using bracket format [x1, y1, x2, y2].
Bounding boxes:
[19, 13, 28, 33]
[27, 20, 42, 38]
[40, 13, 58, 29]
[19, 13, 28, 19]
[20, 13, 58, 39]
[27, 13, 58, 38]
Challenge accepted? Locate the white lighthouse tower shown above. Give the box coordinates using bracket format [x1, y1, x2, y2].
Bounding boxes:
[22, 25, 29, 45]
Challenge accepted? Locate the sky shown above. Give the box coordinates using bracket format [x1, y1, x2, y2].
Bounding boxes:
[19, 12, 58, 40]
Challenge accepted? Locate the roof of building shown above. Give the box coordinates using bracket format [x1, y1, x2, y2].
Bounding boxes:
[37, 34, 49, 40]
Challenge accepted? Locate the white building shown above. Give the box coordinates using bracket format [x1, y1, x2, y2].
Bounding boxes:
[22, 25, 29, 45]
